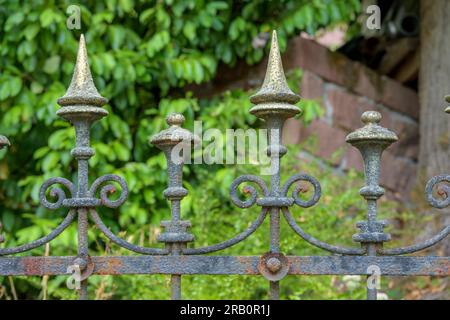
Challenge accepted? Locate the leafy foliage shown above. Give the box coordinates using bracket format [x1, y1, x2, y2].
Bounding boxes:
[0, 0, 381, 299]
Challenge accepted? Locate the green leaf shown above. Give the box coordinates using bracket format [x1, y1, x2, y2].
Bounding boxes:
[9, 77, 22, 97]
[4, 12, 24, 31]
[139, 8, 155, 23]
[43, 55, 61, 74]
[41, 152, 60, 171]
[229, 18, 246, 40]
[192, 59, 204, 84]
[113, 141, 130, 161]
[206, 1, 228, 13]
[40, 8, 58, 27]
[119, 0, 133, 13]
[183, 21, 196, 42]
[0, 80, 10, 101]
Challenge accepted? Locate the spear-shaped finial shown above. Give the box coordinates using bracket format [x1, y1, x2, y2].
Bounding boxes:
[57, 35, 108, 122]
[249, 31, 300, 119]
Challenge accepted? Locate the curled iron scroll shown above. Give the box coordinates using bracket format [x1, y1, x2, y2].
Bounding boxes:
[39, 177, 75, 210]
[425, 174, 450, 209]
[89, 209, 168, 255]
[88, 174, 129, 208]
[230, 175, 269, 208]
[281, 174, 321, 208]
[183, 208, 268, 255]
[378, 174, 450, 255]
[0, 210, 76, 256]
[282, 207, 365, 255]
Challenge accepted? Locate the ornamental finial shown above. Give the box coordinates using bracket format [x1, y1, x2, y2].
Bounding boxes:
[346, 111, 397, 245]
[249, 31, 300, 119]
[150, 113, 199, 148]
[346, 111, 398, 146]
[57, 35, 108, 122]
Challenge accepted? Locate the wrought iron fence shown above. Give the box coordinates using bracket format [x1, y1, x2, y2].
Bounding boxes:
[0, 31, 449, 300]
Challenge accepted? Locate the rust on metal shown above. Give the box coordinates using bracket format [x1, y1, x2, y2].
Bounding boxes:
[0, 32, 448, 300]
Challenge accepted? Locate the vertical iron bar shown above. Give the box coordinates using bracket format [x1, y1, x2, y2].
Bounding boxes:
[50, 34, 108, 300]
[366, 200, 378, 300]
[248, 31, 301, 300]
[74, 121, 91, 300]
[171, 240, 182, 300]
[267, 120, 283, 300]
[366, 244, 378, 300]
[151, 114, 197, 301]
[168, 159, 182, 300]
[77, 208, 89, 300]
[346, 111, 397, 301]
[171, 274, 181, 300]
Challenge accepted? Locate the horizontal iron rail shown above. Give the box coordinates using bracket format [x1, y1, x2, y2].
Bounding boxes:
[0, 256, 448, 276]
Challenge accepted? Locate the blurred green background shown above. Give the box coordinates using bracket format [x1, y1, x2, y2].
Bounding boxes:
[0, 0, 432, 299]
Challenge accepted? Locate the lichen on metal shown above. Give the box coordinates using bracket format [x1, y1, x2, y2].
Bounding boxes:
[57, 35, 108, 110]
[249, 30, 301, 119]
[0, 31, 448, 301]
[346, 111, 397, 238]
[150, 113, 199, 147]
[346, 111, 398, 145]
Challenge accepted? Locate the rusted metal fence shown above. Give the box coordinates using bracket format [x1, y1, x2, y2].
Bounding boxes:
[0, 32, 449, 300]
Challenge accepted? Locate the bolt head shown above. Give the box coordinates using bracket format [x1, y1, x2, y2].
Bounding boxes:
[266, 257, 282, 273]
[73, 257, 87, 270]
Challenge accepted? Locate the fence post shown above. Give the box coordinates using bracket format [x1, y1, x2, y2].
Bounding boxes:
[346, 111, 398, 300]
[150, 113, 198, 300]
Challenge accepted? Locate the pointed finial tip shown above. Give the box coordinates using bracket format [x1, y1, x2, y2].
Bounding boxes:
[270, 30, 279, 49]
[77, 34, 87, 56]
[249, 29, 300, 107]
[57, 33, 108, 109]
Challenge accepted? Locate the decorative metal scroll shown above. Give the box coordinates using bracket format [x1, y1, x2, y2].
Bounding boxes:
[0, 32, 448, 300]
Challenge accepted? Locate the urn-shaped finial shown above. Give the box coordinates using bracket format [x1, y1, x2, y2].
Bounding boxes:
[150, 113, 197, 246]
[347, 111, 398, 244]
[150, 113, 199, 148]
[346, 111, 398, 147]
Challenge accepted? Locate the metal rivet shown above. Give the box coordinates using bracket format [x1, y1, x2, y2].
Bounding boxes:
[266, 257, 282, 273]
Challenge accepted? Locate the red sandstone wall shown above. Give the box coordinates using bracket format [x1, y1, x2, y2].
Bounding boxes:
[282, 37, 419, 195]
